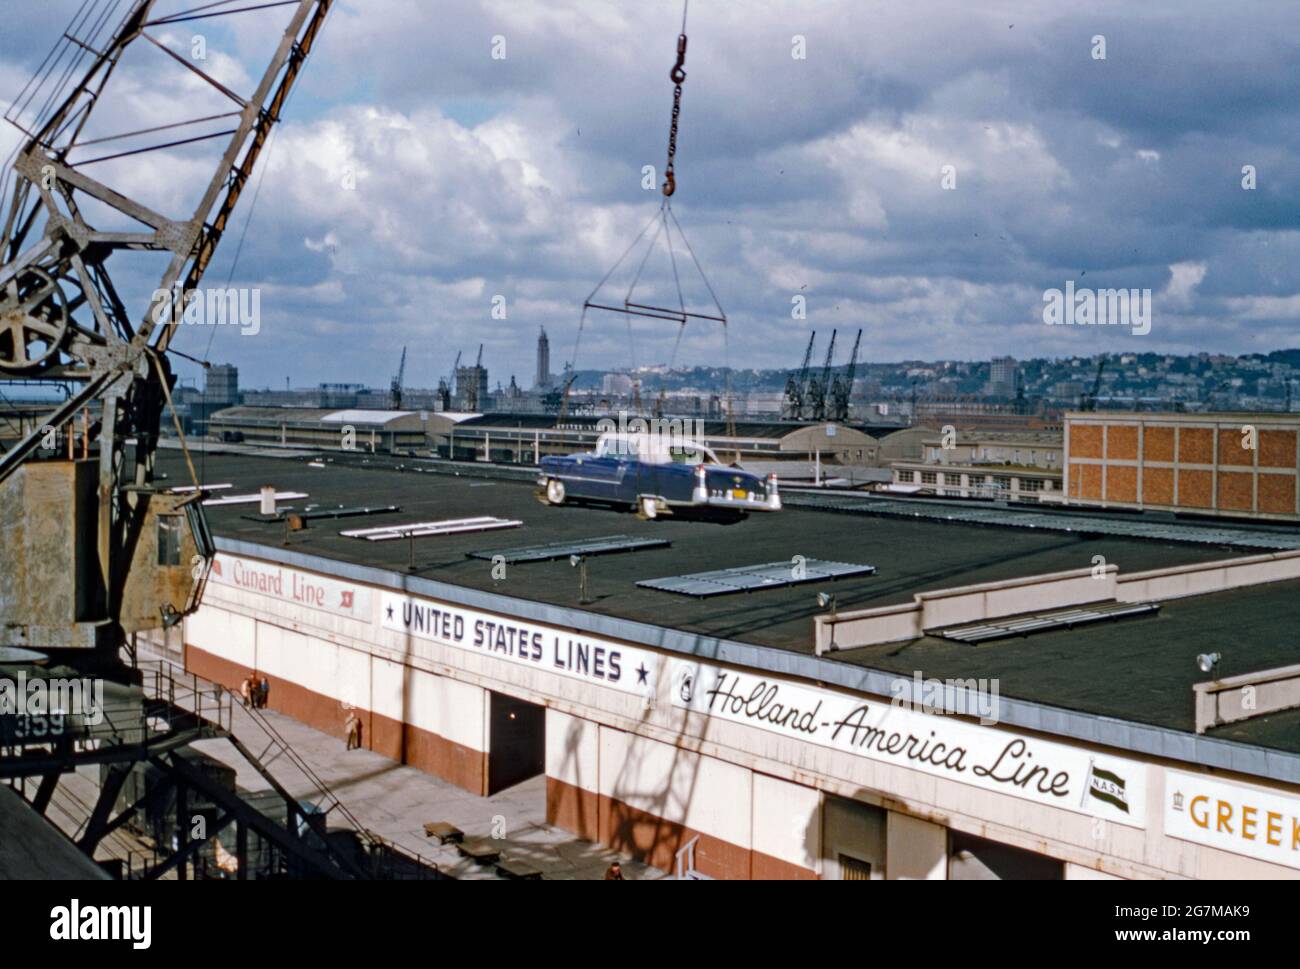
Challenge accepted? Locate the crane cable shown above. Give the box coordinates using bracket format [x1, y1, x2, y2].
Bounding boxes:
[661, 0, 689, 198]
[559, 0, 703, 426]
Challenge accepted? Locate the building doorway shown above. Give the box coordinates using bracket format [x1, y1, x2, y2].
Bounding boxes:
[821, 794, 885, 880]
[948, 831, 1064, 880]
[487, 692, 546, 795]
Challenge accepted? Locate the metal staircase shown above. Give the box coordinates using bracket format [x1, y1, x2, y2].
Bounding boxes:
[135, 653, 444, 880]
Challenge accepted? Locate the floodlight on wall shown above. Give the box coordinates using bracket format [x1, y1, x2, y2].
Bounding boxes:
[818, 592, 838, 652]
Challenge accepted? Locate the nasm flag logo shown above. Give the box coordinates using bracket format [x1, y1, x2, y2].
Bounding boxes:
[50, 900, 151, 950]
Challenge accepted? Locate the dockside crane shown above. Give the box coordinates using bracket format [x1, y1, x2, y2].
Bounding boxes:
[0, 0, 334, 653]
[438, 350, 462, 410]
[0, 1, 433, 884]
[1081, 355, 1108, 412]
[830, 328, 862, 423]
[808, 329, 837, 421]
[783, 332, 816, 420]
[464, 344, 484, 412]
[390, 346, 407, 410]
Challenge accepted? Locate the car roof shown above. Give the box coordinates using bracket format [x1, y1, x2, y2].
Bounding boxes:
[596, 432, 718, 464]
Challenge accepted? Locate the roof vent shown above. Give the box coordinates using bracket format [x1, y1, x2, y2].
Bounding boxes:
[931, 601, 1159, 645]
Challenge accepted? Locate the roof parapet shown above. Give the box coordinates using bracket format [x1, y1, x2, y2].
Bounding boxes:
[1195, 664, 1300, 734]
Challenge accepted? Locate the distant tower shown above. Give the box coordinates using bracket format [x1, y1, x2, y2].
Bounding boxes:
[535, 327, 552, 391]
[205, 364, 239, 405]
[987, 356, 1017, 398]
[456, 347, 489, 412]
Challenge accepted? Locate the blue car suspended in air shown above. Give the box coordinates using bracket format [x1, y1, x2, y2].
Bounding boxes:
[539, 432, 782, 520]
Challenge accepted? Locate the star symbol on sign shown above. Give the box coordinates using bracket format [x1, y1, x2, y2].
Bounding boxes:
[636, 664, 649, 685]
[386, 604, 394, 620]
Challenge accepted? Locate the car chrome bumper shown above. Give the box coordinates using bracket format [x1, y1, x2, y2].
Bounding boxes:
[691, 487, 782, 512]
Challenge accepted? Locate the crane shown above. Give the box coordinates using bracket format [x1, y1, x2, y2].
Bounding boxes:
[463, 344, 484, 412]
[783, 332, 816, 420]
[830, 329, 861, 423]
[438, 350, 462, 409]
[562, 0, 729, 436]
[809, 329, 837, 421]
[1081, 355, 1108, 412]
[390, 346, 407, 410]
[0, 0, 333, 653]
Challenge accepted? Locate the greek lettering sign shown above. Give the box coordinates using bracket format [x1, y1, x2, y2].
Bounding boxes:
[1165, 769, 1300, 870]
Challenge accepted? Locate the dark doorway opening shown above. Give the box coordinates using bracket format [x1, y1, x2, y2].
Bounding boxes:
[488, 692, 546, 795]
[948, 831, 1064, 880]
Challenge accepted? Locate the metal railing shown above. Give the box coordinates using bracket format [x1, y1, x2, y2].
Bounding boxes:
[134, 650, 442, 880]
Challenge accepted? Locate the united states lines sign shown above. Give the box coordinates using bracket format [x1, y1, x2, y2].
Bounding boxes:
[670, 660, 1148, 827]
[380, 592, 659, 698]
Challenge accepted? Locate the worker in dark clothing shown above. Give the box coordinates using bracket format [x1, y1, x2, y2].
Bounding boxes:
[604, 861, 624, 880]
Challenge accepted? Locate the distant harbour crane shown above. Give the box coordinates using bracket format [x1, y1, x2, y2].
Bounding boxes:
[437, 350, 462, 411]
[809, 329, 837, 421]
[390, 346, 407, 410]
[1081, 355, 1108, 412]
[830, 328, 862, 423]
[783, 332, 816, 420]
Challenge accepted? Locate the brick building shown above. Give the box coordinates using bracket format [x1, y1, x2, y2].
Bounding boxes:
[1065, 411, 1300, 522]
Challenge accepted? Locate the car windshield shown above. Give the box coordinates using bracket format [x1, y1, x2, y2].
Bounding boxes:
[669, 446, 706, 466]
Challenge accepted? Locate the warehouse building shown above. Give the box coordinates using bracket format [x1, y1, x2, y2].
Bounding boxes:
[890, 431, 1065, 502]
[207, 406, 449, 453]
[205, 405, 912, 470]
[441, 413, 901, 467]
[169, 451, 1300, 879]
[1065, 411, 1300, 522]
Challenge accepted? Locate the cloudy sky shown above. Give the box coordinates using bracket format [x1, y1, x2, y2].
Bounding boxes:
[3, 0, 1300, 392]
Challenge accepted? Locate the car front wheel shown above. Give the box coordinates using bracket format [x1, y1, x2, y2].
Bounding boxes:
[545, 478, 566, 505]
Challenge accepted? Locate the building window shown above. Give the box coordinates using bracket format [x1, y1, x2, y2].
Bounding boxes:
[1021, 478, 1044, 493]
[157, 516, 182, 567]
[921, 471, 937, 485]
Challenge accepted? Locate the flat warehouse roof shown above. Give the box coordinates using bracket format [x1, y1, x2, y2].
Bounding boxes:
[834, 580, 1300, 754]
[158, 450, 1300, 763]
[160, 452, 1247, 649]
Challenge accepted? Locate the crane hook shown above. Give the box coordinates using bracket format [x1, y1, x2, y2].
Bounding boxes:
[662, 33, 688, 197]
[671, 34, 688, 84]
